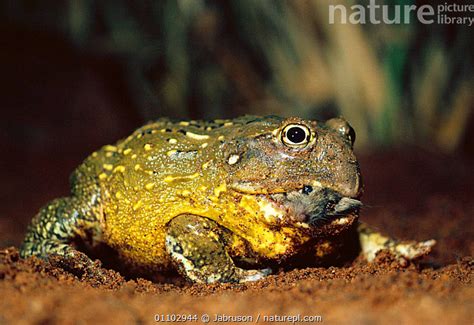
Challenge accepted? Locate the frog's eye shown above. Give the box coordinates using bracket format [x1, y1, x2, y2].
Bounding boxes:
[281, 124, 312, 148]
[326, 118, 356, 147]
[346, 125, 356, 146]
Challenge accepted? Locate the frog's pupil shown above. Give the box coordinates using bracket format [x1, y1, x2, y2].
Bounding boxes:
[348, 126, 356, 145]
[287, 127, 306, 144]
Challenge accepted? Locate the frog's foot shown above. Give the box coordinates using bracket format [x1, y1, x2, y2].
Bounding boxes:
[47, 248, 109, 284]
[234, 267, 272, 283]
[19, 195, 108, 284]
[358, 223, 436, 263]
[166, 214, 272, 284]
[22, 238, 109, 285]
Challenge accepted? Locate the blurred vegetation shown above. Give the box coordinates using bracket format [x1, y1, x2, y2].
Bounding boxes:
[1, 0, 473, 151]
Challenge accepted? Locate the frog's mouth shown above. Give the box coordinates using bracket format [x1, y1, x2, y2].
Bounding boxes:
[243, 185, 362, 232]
[270, 188, 360, 224]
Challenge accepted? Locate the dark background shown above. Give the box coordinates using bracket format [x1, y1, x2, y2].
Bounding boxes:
[0, 1, 473, 254]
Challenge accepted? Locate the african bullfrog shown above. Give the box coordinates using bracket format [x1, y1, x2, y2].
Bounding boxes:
[20, 116, 435, 283]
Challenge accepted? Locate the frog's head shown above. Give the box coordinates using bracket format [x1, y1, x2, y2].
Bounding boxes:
[223, 116, 362, 232]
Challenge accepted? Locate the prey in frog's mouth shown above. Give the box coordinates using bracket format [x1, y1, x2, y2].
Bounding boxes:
[267, 186, 362, 226]
[248, 185, 362, 229]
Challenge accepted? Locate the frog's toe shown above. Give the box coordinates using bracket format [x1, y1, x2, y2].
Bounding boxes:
[48, 249, 109, 285]
[236, 267, 272, 283]
[358, 223, 436, 263]
[393, 239, 436, 260]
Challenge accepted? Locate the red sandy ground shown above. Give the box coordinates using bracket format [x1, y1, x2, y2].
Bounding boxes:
[0, 150, 473, 324]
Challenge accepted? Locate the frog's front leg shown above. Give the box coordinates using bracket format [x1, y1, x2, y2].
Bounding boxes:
[20, 196, 104, 280]
[166, 214, 271, 283]
[357, 223, 436, 262]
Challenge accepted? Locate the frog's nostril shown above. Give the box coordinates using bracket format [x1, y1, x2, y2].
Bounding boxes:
[302, 185, 313, 195]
